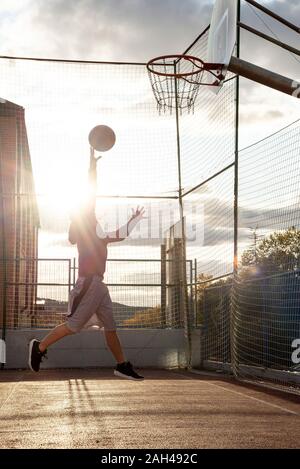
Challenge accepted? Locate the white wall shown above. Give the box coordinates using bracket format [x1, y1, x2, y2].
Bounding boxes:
[1, 329, 189, 369]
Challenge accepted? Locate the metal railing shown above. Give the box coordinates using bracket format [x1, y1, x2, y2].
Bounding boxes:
[0, 257, 197, 330]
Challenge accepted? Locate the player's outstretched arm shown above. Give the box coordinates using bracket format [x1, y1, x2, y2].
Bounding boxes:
[88, 148, 102, 214]
[100, 206, 146, 243]
[68, 151, 98, 244]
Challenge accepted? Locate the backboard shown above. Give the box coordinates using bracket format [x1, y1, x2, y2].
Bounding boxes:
[207, 0, 237, 91]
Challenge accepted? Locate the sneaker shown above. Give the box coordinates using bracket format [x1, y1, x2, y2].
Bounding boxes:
[28, 339, 47, 372]
[114, 361, 144, 381]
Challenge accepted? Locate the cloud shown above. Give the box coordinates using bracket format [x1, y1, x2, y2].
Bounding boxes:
[235, 0, 300, 143]
[0, 0, 298, 139]
[1, 0, 299, 277]
[240, 203, 300, 232]
[239, 109, 284, 125]
[0, 0, 213, 61]
[1, 0, 298, 71]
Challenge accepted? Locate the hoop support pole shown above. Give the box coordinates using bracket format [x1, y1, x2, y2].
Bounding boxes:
[244, 0, 300, 34]
[228, 56, 300, 98]
[238, 22, 300, 57]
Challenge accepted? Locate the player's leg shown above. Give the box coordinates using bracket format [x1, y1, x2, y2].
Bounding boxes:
[28, 276, 94, 372]
[98, 283, 144, 381]
[28, 323, 74, 372]
[104, 330, 125, 363]
[39, 323, 74, 351]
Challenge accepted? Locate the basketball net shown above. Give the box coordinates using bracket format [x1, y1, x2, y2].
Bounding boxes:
[147, 55, 223, 113]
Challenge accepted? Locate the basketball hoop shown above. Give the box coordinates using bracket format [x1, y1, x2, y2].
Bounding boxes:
[147, 54, 224, 113]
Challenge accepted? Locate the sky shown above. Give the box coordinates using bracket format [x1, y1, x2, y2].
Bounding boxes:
[0, 0, 299, 303]
[0, 0, 299, 141]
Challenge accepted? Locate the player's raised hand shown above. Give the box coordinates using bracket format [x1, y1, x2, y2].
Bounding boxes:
[131, 206, 147, 219]
[89, 150, 102, 171]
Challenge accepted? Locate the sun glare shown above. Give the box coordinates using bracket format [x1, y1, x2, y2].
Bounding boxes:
[44, 180, 88, 216]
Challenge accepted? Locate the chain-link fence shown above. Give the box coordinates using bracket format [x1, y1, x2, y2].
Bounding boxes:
[0, 257, 195, 330]
[197, 120, 300, 394]
[0, 22, 300, 393]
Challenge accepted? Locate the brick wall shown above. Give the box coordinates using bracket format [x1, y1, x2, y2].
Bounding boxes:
[0, 99, 39, 329]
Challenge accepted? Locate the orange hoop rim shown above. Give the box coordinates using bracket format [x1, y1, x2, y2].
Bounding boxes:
[146, 54, 224, 79]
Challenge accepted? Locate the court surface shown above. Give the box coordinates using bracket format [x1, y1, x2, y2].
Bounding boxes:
[0, 368, 299, 449]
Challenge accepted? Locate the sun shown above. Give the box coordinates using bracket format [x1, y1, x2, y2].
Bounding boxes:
[42, 179, 89, 217]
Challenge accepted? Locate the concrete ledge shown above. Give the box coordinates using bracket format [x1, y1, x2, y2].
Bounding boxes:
[203, 360, 300, 387]
[1, 329, 187, 369]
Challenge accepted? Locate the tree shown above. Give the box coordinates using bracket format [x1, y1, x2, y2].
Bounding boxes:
[236, 226, 300, 368]
[241, 226, 300, 275]
[122, 305, 162, 328]
[195, 273, 232, 326]
[196, 273, 213, 295]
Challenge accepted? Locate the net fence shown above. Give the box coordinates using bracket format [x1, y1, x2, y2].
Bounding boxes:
[1, 257, 194, 330]
[179, 29, 237, 374]
[0, 21, 299, 393]
[0, 59, 185, 336]
[232, 120, 300, 391]
[196, 120, 300, 393]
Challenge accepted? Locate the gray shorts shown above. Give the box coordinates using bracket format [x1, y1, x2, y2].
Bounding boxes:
[66, 275, 116, 333]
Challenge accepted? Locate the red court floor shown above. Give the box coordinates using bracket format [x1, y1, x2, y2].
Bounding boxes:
[0, 368, 299, 449]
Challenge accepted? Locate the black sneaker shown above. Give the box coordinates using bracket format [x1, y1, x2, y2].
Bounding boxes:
[114, 361, 144, 381]
[28, 339, 47, 372]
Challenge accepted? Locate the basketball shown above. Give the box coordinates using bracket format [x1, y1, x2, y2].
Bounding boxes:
[88, 125, 116, 152]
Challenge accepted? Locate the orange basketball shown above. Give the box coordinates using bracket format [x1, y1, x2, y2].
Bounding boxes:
[88, 125, 116, 151]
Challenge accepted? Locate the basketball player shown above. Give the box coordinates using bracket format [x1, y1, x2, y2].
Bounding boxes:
[28, 151, 145, 380]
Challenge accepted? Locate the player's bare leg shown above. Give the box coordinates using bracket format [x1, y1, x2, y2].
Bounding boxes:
[28, 323, 73, 372]
[39, 323, 74, 352]
[104, 330, 125, 364]
[105, 330, 144, 381]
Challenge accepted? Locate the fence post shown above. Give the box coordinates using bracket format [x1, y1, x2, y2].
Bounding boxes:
[231, 0, 241, 378]
[0, 140, 7, 367]
[160, 244, 166, 328]
[174, 66, 191, 367]
[68, 259, 72, 295]
[194, 259, 198, 327]
[72, 257, 76, 286]
[189, 260, 193, 327]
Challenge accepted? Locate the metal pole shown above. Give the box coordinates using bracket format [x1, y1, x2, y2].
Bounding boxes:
[72, 257, 76, 286]
[1, 193, 178, 200]
[68, 259, 71, 295]
[238, 22, 300, 56]
[183, 162, 235, 198]
[196, 272, 234, 285]
[173, 63, 191, 366]
[228, 56, 300, 98]
[14, 114, 22, 328]
[231, 0, 241, 378]
[0, 140, 7, 368]
[189, 260, 193, 327]
[173, 67, 184, 227]
[244, 0, 300, 34]
[160, 244, 167, 328]
[181, 25, 211, 56]
[194, 259, 198, 327]
[0, 55, 149, 66]
[234, 1, 240, 274]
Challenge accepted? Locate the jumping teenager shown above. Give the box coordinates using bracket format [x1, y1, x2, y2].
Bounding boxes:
[28, 150, 145, 380]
